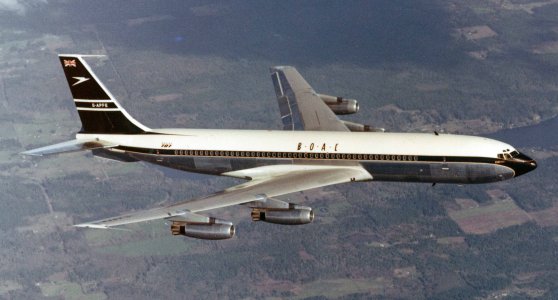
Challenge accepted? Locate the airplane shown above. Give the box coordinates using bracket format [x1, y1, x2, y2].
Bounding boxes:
[22, 54, 537, 240]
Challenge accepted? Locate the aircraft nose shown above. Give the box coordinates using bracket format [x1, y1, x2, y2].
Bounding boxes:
[512, 152, 537, 177]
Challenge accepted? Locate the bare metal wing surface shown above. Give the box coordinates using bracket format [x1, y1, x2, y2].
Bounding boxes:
[21, 139, 117, 156]
[75, 165, 372, 228]
[270, 66, 350, 132]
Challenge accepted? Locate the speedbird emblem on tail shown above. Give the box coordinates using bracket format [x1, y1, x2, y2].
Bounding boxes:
[71, 76, 90, 86]
[22, 55, 537, 240]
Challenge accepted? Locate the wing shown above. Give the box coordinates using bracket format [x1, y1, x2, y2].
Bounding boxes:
[21, 139, 117, 156]
[270, 66, 350, 132]
[75, 165, 372, 228]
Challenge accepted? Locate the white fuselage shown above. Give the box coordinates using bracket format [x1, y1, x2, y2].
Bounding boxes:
[78, 129, 513, 159]
[79, 129, 519, 184]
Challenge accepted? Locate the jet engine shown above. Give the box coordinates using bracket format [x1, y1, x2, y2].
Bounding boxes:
[251, 207, 314, 225]
[341, 120, 385, 132]
[171, 222, 235, 240]
[318, 93, 359, 115]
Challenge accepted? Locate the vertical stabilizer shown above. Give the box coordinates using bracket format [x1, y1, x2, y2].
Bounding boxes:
[59, 54, 150, 134]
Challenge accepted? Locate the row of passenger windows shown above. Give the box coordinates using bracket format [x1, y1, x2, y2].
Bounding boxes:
[170, 149, 419, 161]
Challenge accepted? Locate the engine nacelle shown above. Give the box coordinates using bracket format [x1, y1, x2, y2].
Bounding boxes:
[251, 208, 314, 225]
[171, 222, 235, 240]
[341, 120, 385, 132]
[318, 93, 359, 115]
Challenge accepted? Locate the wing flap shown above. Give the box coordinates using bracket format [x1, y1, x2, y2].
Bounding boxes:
[74, 165, 372, 228]
[21, 139, 117, 156]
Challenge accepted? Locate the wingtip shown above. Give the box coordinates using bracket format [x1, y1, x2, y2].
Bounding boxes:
[74, 223, 109, 229]
[269, 65, 294, 73]
[20, 150, 42, 157]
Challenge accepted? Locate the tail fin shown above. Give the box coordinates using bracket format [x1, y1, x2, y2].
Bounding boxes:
[58, 54, 150, 134]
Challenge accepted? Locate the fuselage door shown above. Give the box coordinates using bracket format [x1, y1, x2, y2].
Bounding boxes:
[441, 157, 449, 171]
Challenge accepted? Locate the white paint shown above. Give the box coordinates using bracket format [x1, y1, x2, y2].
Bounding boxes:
[77, 128, 514, 159]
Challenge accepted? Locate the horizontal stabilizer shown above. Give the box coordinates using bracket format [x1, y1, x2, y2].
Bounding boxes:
[21, 139, 117, 156]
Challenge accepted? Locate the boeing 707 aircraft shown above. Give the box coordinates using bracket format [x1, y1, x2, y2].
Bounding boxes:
[22, 55, 537, 240]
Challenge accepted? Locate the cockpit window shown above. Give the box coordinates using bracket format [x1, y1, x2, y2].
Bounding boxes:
[498, 152, 518, 160]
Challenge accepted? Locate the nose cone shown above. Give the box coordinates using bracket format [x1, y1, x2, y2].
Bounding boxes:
[510, 152, 537, 177]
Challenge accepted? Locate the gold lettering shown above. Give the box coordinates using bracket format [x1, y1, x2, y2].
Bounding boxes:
[321, 143, 326, 151]
[310, 143, 314, 150]
[334, 143, 339, 151]
[297, 142, 302, 150]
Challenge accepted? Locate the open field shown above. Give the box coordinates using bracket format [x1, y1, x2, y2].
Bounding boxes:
[0, 280, 21, 295]
[457, 25, 497, 40]
[39, 280, 106, 300]
[529, 205, 558, 227]
[288, 277, 389, 299]
[448, 198, 531, 234]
